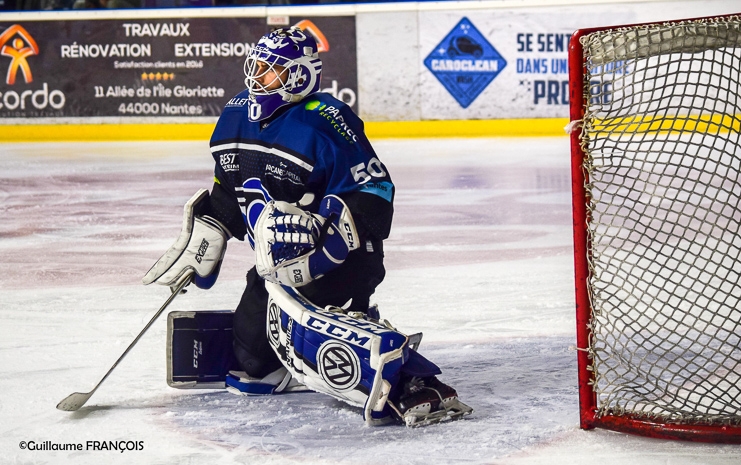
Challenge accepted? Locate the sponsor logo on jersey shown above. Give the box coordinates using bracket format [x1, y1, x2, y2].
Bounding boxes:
[359, 181, 394, 202]
[304, 99, 359, 144]
[424, 17, 507, 108]
[265, 162, 302, 184]
[305, 100, 324, 111]
[317, 341, 361, 393]
[225, 97, 249, 107]
[219, 153, 239, 172]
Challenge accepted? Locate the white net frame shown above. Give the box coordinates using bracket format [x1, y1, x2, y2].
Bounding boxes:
[579, 15, 741, 426]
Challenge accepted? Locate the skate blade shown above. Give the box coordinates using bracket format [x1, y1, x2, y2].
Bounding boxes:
[404, 399, 473, 427]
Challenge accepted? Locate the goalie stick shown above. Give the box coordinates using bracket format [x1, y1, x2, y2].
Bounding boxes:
[56, 272, 193, 412]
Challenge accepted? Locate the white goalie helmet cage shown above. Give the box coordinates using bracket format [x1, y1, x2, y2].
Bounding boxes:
[243, 26, 323, 121]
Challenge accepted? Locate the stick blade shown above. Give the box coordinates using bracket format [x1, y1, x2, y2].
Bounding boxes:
[56, 392, 91, 411]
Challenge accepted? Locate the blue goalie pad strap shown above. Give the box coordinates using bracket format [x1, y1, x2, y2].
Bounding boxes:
[226, 373, 280, 395]
[265, 282, 409, 425]
[224, 368, 310, 395]
[400, 349, 442, 378]
[367, 404, 396, 426]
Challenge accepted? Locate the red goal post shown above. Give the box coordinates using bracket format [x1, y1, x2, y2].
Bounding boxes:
[568, 13, 741, 443]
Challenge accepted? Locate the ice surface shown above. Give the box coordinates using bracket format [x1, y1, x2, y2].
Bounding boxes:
[1, 138, 739, 464]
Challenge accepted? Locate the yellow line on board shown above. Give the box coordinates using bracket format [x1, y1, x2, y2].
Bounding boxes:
[0, 123, 216, 142]
[366, 118, 569, 138]
[0, 118, 570, 142]
[588, 113, 741, 135]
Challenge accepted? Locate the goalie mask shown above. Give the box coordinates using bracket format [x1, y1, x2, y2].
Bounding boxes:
[244, 27, 322, 122]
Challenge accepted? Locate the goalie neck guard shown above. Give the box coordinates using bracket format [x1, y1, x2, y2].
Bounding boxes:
[244, 26, 322, 122]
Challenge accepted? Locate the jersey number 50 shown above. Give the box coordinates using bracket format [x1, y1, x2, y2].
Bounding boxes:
[350, 158, 386, 184]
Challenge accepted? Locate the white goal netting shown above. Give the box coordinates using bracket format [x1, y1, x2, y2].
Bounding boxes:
[579, 15, 741, 425]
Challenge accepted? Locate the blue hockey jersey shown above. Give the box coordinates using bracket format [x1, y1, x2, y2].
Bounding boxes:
[209, 91, 394, 247]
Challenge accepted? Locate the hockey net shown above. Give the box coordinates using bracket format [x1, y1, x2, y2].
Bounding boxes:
[569, 14, 741, 442]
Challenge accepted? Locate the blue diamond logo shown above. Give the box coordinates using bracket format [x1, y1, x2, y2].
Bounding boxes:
[424, 17, 507, 109]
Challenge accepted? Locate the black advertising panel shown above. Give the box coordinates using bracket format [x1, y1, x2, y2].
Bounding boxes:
[0, 16, 357, 118]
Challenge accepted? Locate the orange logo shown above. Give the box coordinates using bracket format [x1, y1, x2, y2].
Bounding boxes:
[0, 25, 39, 85]
[295, 20, 329, 53]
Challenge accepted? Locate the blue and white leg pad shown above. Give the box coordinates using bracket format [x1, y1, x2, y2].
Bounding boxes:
[265, 281, 410, 426]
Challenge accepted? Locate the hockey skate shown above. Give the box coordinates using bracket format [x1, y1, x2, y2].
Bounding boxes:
[391, 376, 473, 427]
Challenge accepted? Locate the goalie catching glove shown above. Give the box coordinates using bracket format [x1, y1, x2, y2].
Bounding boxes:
[254, 195, 359, 287]
[143, 189, 231, 290]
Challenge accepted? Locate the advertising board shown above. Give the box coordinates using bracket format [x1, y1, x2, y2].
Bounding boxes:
[0, 16, 357, 119]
